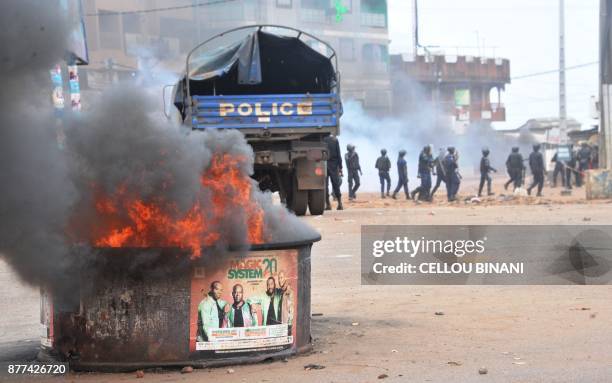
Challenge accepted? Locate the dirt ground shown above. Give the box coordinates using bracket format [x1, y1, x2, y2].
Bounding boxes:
[1, 178, 612, 382]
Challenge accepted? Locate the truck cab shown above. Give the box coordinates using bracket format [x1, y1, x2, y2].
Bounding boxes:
[173, 25, 342, 216]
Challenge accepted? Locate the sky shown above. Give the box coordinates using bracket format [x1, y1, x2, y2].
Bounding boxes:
[387, 0, 600, 130]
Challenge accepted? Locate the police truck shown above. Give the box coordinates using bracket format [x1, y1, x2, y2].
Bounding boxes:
[172, 25, 342, 216]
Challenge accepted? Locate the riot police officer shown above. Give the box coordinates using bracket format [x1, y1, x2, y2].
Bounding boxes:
[411, 145, 434, 201]
[478, 147, 496, 197]
[504, 147, 524, 192]
[550, 151, 565, 187]
[430, 148, 447, 199]
[444, 147, 460, 202]
[527, 143, 545, 197]
[323, 135, 343, 210]
[576, 142, 592, 187]
[392, 150, 409, 199]
[375, 149, 392, 198]
[345, 144, 362, 200]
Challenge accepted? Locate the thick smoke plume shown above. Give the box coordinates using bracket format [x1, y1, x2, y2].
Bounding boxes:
[340, 75, 536, 191]
[0, 1, 316, 295]
[0, 1, 76, 289]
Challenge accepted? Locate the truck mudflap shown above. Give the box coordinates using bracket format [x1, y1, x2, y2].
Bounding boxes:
[295, 158, 326, 190]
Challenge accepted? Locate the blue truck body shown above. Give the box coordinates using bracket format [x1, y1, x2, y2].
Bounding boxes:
[191, 93, 340, 131]
[176, 25, 342, 215]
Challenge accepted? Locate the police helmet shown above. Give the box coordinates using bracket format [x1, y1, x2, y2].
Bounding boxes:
[347, 144, 355, 151]
[482, 147, 490, 156]
[381, 148, 387, 155]
[533, 143, 541, 151]
[512, 147, 519, 153]
[399, 149, 407, 157]
[447, 147, 456, 154]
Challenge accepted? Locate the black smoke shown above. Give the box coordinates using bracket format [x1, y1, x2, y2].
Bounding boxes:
[0, 1, 317, 295]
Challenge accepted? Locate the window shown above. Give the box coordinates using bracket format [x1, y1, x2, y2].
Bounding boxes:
[277, 0, 292, 8]
[301, 0, 332, 23]
[360, 0, 386, 13]
[362, 43, 388, 62]
[362, 43, 388, 72]
[339, 38, 355, 61]
[98, 10, 122, 49]
[302, 0, 328, 8]
[122, 13, 141, 34]
[360, 0, 387, 27]
[361, 12, 386, 27]
[160, 17, 192, 39]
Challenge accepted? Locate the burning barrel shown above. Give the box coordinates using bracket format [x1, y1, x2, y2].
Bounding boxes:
[38, 234, 319, 371]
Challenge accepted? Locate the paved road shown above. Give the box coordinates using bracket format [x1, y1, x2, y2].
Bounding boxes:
[1, 199, 612, 382]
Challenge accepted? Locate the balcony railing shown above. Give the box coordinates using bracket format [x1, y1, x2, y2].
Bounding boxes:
[360, 12, 386, 28]
[300, 8, 328, 23]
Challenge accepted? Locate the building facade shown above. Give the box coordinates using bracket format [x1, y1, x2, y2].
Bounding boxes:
[82, 0, 391, 111]
[390, 53, 510, 125]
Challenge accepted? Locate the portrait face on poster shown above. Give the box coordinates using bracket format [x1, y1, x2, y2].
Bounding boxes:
[189, 250, 298, 355]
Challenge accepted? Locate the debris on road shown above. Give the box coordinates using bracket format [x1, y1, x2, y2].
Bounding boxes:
[304, 364, 326, 370]
[447, 361, 462, 366]
[135, 370, 145, 378]
[227, 368, 235, 374]
[435, 311, 445, 316]
[181, 366, 193, 374]
[378, 373, 389, 379]
[478, 367, 488, 375]
[312, 313, 324, 317]
[352, 322, 360, 326]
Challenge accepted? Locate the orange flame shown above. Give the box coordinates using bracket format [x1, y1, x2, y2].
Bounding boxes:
[91, 154, 265, 257]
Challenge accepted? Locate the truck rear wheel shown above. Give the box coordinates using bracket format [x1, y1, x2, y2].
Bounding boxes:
[290, 176, 308, 216]
[308, 189, 325, 216]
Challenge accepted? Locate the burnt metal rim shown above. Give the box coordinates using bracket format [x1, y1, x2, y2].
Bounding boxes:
[90, 233, 321, 255]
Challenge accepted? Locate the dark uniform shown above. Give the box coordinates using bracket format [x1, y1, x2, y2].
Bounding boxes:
[392, 150, 409, 199]
[527, 144, 545, 196]
[504, 147, 524, 191]
[576, 143, 592, 187]
[323, 135, 343, 210]
[411, 145, 434, 201]
[345, 144, 362, 200]
[478, 148, 496, 197]
[444, 147, 460, 202]
[551, 152, 565, 187]
[375, 149, 392, 198]
[430, 149, 447, 199]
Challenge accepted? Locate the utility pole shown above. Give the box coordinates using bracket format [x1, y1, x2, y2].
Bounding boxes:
[601, 0, 612, 169]
[413, 0, 419, 55]
[559, 0, 568, 144]
[193, 0, 201, 43]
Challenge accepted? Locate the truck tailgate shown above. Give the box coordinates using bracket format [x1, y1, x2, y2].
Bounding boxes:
[191, 93, 339, 130]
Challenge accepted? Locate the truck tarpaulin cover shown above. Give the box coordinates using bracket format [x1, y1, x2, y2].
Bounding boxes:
[175, 30, 335, 111]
